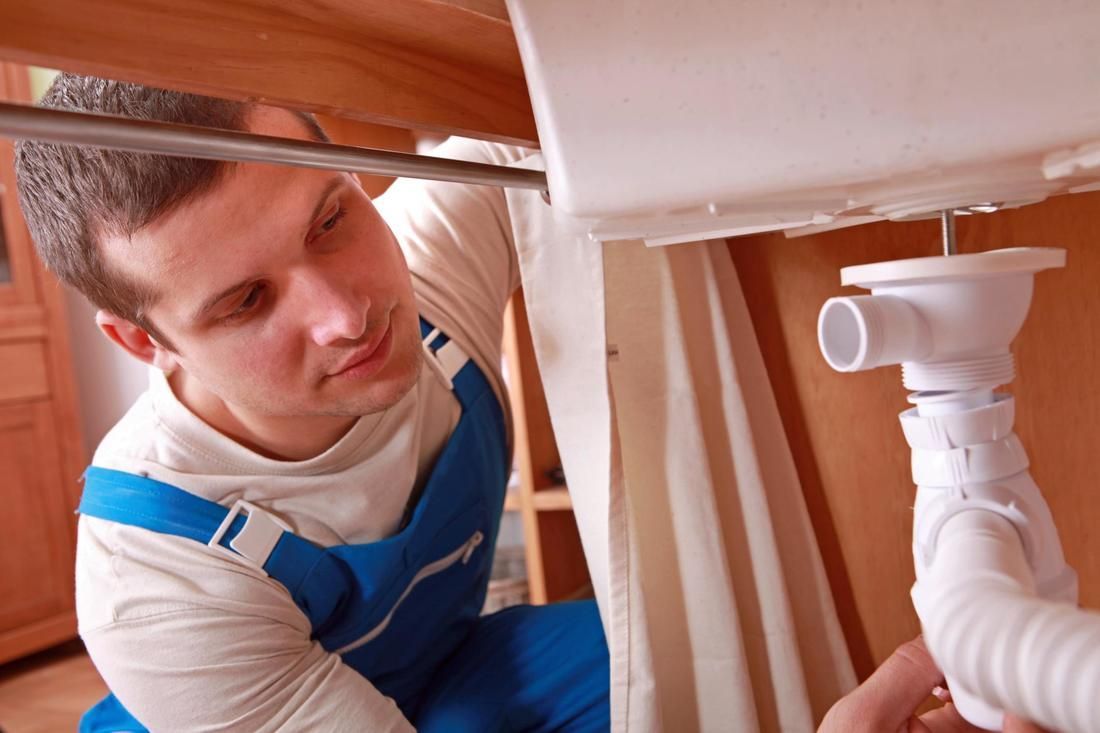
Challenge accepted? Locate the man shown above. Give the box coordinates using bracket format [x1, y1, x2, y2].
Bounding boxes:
[15, 74, 608, 732]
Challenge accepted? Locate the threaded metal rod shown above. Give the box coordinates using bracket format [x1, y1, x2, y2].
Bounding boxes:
[941, 209, 958, 256]
[0, 101, 549, 192]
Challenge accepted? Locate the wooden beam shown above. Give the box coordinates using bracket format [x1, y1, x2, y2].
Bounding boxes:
[0, 0, 537, 146]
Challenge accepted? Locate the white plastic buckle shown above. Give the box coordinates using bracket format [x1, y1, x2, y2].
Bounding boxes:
[422, 327, 442, 349]
[434, 340, 468, 382]
[207, 500, 290, 575]
[420, 327, 468, 391]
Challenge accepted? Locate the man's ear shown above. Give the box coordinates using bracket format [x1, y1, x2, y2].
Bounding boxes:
[95, 311, 181, 372]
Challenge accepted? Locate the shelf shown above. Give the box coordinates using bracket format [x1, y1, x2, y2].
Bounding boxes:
[531, 486, 572, 511]
[503, 485, 572, 513]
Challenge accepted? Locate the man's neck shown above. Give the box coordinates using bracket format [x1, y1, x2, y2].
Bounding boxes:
[168, 370, 357, 461]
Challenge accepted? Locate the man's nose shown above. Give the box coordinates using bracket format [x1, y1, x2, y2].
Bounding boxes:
[300, 273, 368, 346]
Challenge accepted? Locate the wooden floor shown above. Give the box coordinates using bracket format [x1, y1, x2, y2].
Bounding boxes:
[0, 640, 108, 733]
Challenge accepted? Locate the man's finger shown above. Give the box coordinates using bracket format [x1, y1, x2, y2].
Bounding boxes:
[908, 716, 933, 733]
[853, 637, 946, 727]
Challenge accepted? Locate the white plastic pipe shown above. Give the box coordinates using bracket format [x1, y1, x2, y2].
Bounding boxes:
[905, 393, 1080, 729]
[817, 250, 1065, 392]
[817, 249, 1092, 730]
[818, 294, 932, 372]
[916, 510, 1100, 732]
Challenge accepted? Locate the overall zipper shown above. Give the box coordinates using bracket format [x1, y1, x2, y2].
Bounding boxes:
[334, 530, 485, 655]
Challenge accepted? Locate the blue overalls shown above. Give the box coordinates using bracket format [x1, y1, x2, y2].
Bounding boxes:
[76, 320, 610, 732]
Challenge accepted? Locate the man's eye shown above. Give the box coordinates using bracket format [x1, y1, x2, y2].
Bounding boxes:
[227, 284, 265, 319]
[321, 207, 347, 233]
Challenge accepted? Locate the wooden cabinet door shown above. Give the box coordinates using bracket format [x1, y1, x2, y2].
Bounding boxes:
[0, 401, 77, 664]
[0, 63, 85, 664]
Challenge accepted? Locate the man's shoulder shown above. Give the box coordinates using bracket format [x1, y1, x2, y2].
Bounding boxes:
[92, 387, 161, 469]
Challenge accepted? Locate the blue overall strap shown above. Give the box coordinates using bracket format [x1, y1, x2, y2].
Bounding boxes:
[78, 468, 349, 629]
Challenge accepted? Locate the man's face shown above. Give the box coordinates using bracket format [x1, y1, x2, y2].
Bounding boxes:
[103, 107, 422, 419]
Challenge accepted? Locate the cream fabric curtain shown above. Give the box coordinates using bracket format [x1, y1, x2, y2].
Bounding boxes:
[506, 170, 856, 732]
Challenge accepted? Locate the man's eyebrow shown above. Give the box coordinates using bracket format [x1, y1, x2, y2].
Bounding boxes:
[192, 176, 347, 323]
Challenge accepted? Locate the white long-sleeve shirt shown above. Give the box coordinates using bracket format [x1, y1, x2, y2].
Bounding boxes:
[77, 138, 534, 732]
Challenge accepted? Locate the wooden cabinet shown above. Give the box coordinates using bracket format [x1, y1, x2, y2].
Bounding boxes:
[0, 62, 86, 665]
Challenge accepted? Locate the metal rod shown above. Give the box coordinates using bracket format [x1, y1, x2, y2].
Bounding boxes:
[941, 209, 957, 256]
[0, 101, 549, 192]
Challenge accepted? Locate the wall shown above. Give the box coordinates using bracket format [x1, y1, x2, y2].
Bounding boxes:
[61, 293, 150, 461]
[729, 190, 1100, 678]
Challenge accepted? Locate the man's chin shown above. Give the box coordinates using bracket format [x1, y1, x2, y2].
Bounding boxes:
[375, 350, 423, 409]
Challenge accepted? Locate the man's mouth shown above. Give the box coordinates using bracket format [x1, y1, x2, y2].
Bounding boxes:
[328, 321, 394, 379]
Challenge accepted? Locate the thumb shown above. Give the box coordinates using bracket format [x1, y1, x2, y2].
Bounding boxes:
[854, 637, 946, 727]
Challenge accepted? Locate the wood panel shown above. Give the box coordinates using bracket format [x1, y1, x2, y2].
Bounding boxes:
[0, 402, 76, 657]
[0, 341, 50, 403]
[0, 0, 536, 145]
[729, 190, 1100, 680]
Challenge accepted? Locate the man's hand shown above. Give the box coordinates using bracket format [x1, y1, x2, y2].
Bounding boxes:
[818, 637, 1051, 733]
